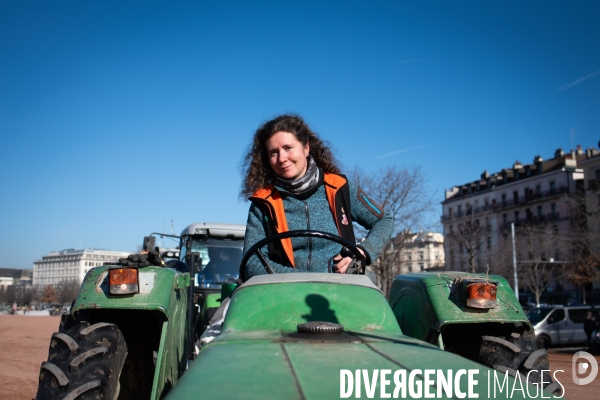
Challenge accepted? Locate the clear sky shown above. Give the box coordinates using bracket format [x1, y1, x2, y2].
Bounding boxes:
[1, 1, 599, 270]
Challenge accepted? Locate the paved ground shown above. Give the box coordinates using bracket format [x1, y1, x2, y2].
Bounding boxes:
[1, 314, 599, 399]
[546, 347, 600, 399]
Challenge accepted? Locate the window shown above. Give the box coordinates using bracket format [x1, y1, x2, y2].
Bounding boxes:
[503, 214, 507, 224]
[527, 308, 553, 325]
[547, 309, 565, 325]
[407, 253, 412, 261]
[419, 263, 424, 271]
[537, 205, 543, 218]
[514, 211, 520, 222]
[569, 308, 592, 324]
[418, 252, 424, 260]
[487, 237, 491, 248]
[513, 191, 519, 204]
[536, 185, 542, 196]
[550, 181, 556, 193]
[502, 193, 507, 206]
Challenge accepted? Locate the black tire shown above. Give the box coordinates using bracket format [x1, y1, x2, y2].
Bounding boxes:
[36, 320, 128, 400]
[478, 327, 562, 396]
[536, 334, 551, 349]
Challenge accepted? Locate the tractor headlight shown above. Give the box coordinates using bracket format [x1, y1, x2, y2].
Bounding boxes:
[109, 267, 139, 295]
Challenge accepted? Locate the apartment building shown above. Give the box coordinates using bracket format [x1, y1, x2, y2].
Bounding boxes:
[441, 147, 588, 273]
[33, 248, 130, 286]
[576, 146, 600, 290]
[392, 230, 445, 274]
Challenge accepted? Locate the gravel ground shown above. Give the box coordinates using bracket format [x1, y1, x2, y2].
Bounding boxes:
[1, 314, 598, 399]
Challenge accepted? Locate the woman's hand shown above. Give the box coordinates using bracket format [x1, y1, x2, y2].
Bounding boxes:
[332, 248, 365, 274]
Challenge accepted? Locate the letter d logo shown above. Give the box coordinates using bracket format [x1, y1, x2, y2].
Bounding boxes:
[572, 351, 598, 385]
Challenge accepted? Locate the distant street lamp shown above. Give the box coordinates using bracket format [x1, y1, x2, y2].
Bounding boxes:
[511, 222, 570, 302]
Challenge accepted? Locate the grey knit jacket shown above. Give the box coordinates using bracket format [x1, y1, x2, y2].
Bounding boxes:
[243, 180, 394, 278]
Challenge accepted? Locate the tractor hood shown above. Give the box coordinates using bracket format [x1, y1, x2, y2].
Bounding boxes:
[165, 330, 545, 399]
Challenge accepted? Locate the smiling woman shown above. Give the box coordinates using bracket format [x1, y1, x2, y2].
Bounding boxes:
[239, 114, 394, 279]
[265, 131, 310, 180]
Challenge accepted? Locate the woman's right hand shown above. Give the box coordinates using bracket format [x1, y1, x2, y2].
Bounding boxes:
[332, 248, 365, 273]
[332, 254, 352, 274]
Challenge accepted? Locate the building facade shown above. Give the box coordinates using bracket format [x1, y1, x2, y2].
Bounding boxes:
[392, 230, 445, 274]
[0, 268, 32, 291]
[576, 146, 600, 290]
[441, 147, 589, 275]
[33, 248, 130, 287]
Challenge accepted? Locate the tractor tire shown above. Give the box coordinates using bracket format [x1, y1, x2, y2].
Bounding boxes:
[478, 327, 562, 396]
[36, 321, 128, 400]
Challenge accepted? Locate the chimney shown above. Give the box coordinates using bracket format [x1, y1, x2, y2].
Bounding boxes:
[576, 144, 583, 155]
[481, 170, 489, 179]
[533, 155, 543, 163]
[513, 160, 522, 169]
[554, 148, 564, 158]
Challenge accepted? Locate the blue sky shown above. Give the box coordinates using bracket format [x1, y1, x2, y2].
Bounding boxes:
[1, 1, 599, 269]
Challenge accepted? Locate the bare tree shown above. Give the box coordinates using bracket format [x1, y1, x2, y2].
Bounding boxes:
[564, 189, 600, 302]
[1, 285, 16, 306]
[565, 254, 600, 304]
[349, 165, 434, 297]
[515, 225, 568, 306]
[444, 205, 487, 273]
[56, 280, 81, 306]
[14, 285, 32, 306]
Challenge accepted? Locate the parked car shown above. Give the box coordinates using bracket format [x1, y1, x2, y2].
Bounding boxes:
[527, 305, 599, 348]
[591, 327, 600, 354]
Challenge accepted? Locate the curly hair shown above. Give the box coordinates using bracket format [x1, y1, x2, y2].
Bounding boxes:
[240, 114, 341, 199]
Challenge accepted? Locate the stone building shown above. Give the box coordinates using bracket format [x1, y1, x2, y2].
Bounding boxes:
[576, 146, 600, 290]
[393, 230, 445, 274]
[0, 268, 32, 291]
[33, 248, 130, 287]
[441, 146, 588, 275]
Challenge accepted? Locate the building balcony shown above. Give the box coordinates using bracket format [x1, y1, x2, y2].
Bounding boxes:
[441, 187, 568, 223]
[501, 212, 561, 229]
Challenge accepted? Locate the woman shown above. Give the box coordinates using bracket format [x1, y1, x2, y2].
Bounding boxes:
[241, 114, 393, 279]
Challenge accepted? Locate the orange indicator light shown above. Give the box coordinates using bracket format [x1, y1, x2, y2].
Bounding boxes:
[466, 282, 497, 309]
[109, 268, 139, 295]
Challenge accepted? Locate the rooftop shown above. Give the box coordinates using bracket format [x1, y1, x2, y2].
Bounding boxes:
[443, 145, 595, 203]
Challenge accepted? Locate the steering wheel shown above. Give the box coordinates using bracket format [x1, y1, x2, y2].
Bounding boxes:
[239, 230, 366, 282]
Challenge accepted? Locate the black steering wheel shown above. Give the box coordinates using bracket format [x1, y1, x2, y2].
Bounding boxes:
[239, 230, 366, 282]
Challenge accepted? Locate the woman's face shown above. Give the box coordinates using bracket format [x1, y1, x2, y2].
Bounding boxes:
[265, 131, 310, 180]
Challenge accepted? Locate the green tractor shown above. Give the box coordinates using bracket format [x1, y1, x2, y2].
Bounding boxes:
[388, 272, 556, 388]
[35, 229, 561, 399]
[35, 222, 245, 400]
[166, 231, 561, 399]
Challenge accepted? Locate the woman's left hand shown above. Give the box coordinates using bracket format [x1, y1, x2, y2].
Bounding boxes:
[332, 248, 365, 274]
